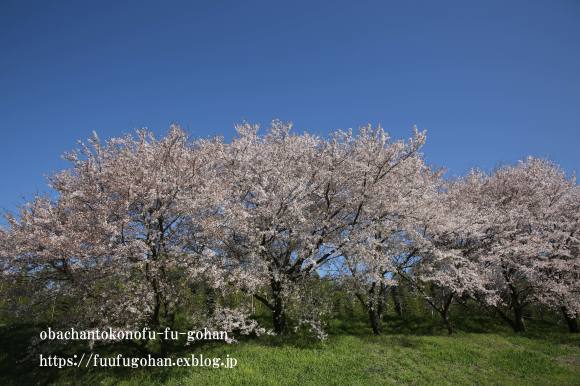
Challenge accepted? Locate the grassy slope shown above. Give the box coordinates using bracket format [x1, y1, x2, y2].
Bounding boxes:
[97, 334, 580, 386]
[1, 327, 579, 385]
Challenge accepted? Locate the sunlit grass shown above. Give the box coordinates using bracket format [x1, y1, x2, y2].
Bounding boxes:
[1, 323, 578, 385]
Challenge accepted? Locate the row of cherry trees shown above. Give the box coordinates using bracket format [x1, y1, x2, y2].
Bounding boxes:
[1, 122, 578, 339]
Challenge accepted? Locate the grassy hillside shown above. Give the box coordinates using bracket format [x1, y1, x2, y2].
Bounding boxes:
[1, 324, 579, 385]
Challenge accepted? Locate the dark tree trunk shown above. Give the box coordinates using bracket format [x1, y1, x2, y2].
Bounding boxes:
[509, 285, 526, 333]
[271, 280, 287, 334]
[145, 253, 163, 329]
[205, 286, 216, 317]
[391, 285, 403, 317]
[149, 274, 162, 328]
[441, 293, 454, 335]
[496, 306, 526, 333]
[252, 284, 287, 335]
[272, 297, 286, 334]
[423, 288, 454, 335]
[513, 306, 526, 332]
[443, 316, 453, 335]
[562, 307, 579, 333]
[151, 294, 161, 327]
[377, 283, 387, 320]
[355, 283, 384, 335]
[370, 283, 387, 335]
[368, 307, 382, 335]
[496, 305, 526, 333]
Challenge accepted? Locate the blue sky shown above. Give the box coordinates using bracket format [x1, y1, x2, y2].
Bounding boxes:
[1, 0, 579, 212]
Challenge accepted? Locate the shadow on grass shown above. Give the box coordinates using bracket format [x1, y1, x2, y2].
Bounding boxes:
[0, 323, 61, 386]
[1, 312, 577, 385]
[0, 324, 187, 386]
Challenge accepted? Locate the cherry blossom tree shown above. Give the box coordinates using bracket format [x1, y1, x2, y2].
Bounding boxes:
[335, 126, 433, 334]
[212, 121, 341, 334]
[458, 159, 579, 332]
[1, 127, 261, 339]
[2, 122, 578, 339]
[528, 169, 579, 332]
[394, 172, 498, 334]
[215, 121, 427, 334]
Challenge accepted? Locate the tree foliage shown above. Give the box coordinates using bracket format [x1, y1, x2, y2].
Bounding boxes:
[1, 122, 578, 338]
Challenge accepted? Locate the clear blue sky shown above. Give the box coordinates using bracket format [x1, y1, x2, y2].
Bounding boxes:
[1, 0, 579, 212]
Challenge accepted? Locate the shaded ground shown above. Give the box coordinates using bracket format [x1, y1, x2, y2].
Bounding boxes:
[1, 317, 579, 386]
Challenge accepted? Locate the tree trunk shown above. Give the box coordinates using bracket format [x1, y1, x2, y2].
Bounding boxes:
[441, 293, 454, 335]
[368, 307, 382, 335]
[272, 296, 286, 334]
[145, 257, 163, 329]
[512, 306, 526, 333]
[150, 275, 162, 328]
[423, 289, 454, 335]
[506, 282, 526, 333]
[391, 285, 403, 317]
[562, 307, 579, 333]
[378, 283, 387, 320]
[443, 316, 453, 335]
[205, 286, 216, 318]
[271, 280, 287, 334]
[355, 286, 383, 335]
[497, 305, 526, 333]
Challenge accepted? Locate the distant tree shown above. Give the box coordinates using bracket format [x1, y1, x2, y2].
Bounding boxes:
[391, 172, 495, 334]
[456, 159, 579, 333]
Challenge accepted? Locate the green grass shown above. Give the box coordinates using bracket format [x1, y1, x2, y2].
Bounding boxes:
[1, 324, 579, 385]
